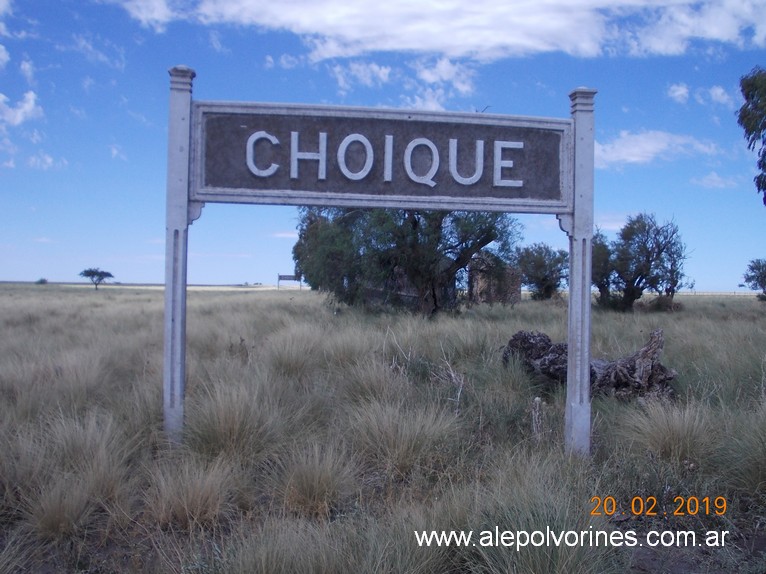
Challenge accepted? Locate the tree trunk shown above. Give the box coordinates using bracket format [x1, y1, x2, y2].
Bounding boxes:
[503, 329, 676, 400]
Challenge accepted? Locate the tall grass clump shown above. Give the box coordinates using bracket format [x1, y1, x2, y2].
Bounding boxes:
[269, 441, 360, 519]
[347, 400, 465, 479]
[26, 475, 96, 541]
[184, 377, 288, 468]
[17, 410, 137, 540]
[717, 403, 766, 495]
[333, 357, 412, 405]
[261, 322, 326, 380]
[0, 532, 34, 573]
[619, 400, 721, 467]
[468, 449, 624, 574]
[228, 517, 345, 574]
[145, 454, 239, 530]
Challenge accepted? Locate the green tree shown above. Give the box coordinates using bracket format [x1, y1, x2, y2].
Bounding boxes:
[593, 214, 692, 311]
[79, 268, 113, 290]
[591, 229, 613, 307]
[741, 259, 766, 300]
[293, 208, 522, 314]
[292, 208, 364, 303]
[737, 66, 766, 205]
[516, 242, 568, 300]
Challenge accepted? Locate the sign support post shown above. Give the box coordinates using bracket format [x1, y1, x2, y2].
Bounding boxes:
[560, 88, 596, 456]
[164, 66, 197, 443]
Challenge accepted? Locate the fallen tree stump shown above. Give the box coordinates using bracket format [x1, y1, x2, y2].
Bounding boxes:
[502, 329, 676, 400]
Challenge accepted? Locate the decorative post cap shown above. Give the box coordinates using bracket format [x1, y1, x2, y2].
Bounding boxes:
[169, 66, 196, 91]
[570, 88, 597, 113]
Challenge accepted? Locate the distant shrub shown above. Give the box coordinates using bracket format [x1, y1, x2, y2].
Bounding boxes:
[34, 278, 48, 285]
[741, 258, 766, 300]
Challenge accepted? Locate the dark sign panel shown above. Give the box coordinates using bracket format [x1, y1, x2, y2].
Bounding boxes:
[191, 103, 573, 213]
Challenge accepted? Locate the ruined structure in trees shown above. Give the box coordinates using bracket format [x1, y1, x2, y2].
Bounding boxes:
[468, 252, 522, 306]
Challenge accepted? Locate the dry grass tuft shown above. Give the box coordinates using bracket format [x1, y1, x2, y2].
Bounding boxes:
[270, 441, 360, 519]
[145, 454, 239, 530]
[185, 378, 287, 467]
[620, 400, 721, 466]
[347, 399, 464, 478]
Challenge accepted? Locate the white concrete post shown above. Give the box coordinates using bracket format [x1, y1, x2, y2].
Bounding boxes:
[564, 88, 596, 456]
[164, 66, 196, 443]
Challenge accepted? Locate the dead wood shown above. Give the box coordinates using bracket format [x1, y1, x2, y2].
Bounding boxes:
[502, 329, 676, 400]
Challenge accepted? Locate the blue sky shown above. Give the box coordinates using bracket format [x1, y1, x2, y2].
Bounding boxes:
[1, 0, 764, 290]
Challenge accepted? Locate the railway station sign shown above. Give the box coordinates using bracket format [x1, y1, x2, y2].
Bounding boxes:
[164, 66, 596, 455]
[191, 102, 573, 213]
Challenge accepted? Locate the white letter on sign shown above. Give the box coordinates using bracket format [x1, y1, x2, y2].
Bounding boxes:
[384, 135, 393, 182]
[291, 131, 327, 180]
[246, 131, 279, 177]
[493, 141, 523, 187]
[404, 137, 438, 188]
[449, 139, 484, 185]
[337, 134, 373, 181]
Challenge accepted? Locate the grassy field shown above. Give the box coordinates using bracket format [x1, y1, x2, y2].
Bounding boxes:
[1, 283, 765, 573]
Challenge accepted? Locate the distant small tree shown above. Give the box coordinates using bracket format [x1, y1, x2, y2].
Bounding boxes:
[741, 259, 766, 300]
[79, 268, 113, 290]
[516, 242, 568, 300]
[592, 214, 692, 311]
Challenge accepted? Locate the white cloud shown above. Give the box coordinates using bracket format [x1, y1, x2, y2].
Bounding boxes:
[111, 0, 766, 61]
[0, 44, 8, 69]
[0, 91, 43, 127]
[707, 85, 735, 108]
[279, 54, 301, 69]
[400, 86, 449, 112]
[27, 150, 67, 170]
[208, 30, 228, 53]
[272, 231, 298, 239]
[109, 143, 128, 161]
[28, 152, 53, 169]
[331, 61, 391, 94]
[196, 0, 610, 60]
[595, 130, 718, 169]
[20, 58, 34, 84]
[61, 34, 126, 70]
[691, 171, 738, 188]
[624, 0, 766, 55]
[105, 0, 183, 33]
[27, 129, 42, 144]
[413, 58, 474, 96]
[668, 83, 689, 104]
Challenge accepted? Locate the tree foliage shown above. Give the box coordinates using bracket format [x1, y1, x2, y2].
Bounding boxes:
[292, 207, 521, 314]
[591, 229, 613, 307]
[741, 259, 766, 300]
[738, 66, 766, 205]
[79, 268, 113, 290]
[592, 214, 692, 311]
[516, 242, 568, 300]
